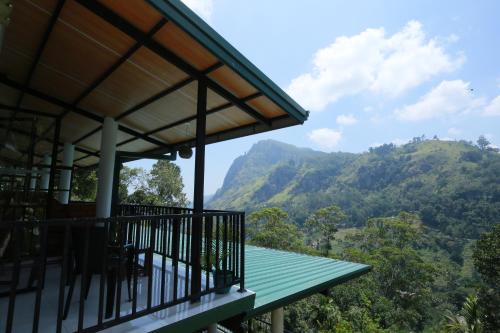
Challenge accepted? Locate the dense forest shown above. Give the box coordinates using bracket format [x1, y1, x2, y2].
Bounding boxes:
[209, 137, 499, 332]
[209, 137, 500, 239]
[245, 207, 499, 332]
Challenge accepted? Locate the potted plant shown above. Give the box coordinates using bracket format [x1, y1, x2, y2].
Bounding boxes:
[201, 242, 234, 294]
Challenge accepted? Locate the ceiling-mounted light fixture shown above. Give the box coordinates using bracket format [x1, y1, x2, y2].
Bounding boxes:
[178, 145, 193, 159]
[0, 1, 13, 53]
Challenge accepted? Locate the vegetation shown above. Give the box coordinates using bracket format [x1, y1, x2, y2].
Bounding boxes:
[247, 206, 499, 333]
[71, 168, 98, 201]
[72, 160, 188, 206]
[209, 138, 500, 240]
[227, 138, 498, 332]
[305, 205, 345, 256]
[471, 224, 500, 331]
[444, 295, 483, 333]
[247, 207, 306, 252]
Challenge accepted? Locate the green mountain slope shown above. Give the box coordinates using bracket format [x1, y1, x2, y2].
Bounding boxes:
[209, 139, 500, 238]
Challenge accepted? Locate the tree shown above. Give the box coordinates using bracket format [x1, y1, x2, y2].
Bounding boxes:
[247, 207, 305, 252]
[444, 295, 483, 333]
[119, 166, 145, 203]
[476, 136, 490, 151]
[120, 161, 188, 207]
[338, 212, 437, 331]
[305, 205, 346, 256]
[71, 168, 97, 201]
[148, 160, 188, 207]
[472, 224, 500, 332]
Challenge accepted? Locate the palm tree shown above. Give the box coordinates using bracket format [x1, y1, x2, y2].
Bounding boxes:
[444, 295, 483, 333]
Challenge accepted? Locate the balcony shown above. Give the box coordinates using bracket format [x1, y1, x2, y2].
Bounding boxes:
[0, 205, 248, 333]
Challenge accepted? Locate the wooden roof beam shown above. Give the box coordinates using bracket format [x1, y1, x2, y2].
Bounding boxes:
[0, 103, 58, 118]
[5, 0, 66, 134]
[75, 0, 271, 127]
[0, 75, 170, 149]
[73, 92, 262, 164]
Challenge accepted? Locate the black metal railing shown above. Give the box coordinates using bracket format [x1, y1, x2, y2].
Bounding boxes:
[0, 209, 245, 333]
[117, 204, 193, 217]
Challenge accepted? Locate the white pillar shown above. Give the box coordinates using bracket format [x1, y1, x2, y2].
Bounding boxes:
[30, 167, 38, 191]
[58, 143, 75, 204]
[207, 323, 218, 333]
[271, 308, 284, 333]
[96, 117, 117, 218]
[40, 154, 51, 192]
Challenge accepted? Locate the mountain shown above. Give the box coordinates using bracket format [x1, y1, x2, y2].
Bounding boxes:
[209, 139, 500, 238]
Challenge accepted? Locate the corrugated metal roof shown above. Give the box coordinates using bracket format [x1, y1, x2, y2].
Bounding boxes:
[244, 246, 371, 318]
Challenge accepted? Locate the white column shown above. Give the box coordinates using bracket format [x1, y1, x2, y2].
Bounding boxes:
[207, 323, 218, 333]
[58, 143, 75, 204]
[30, 167, 38, 191]
[271, 308, 284, 333]
[40, 154, 51, 192]
[96, 117, 117, 218]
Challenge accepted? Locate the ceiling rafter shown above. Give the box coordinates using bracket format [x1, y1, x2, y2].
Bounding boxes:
[4, 0, 66, 143]
[72, 92, 263, 164]
[75, 0, 271, 126]
[38, 16, 169, 142]
[0, 123, 98, 158]
[72, 62, 223, 148]
[80, 114, 290, 169]
[0, 75, 170, 149]
[0, 103, 58, 118]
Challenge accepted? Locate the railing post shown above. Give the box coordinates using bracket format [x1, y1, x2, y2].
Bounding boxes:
[172, 215, 180, 302]
[6, 223, 21, 333]
[46, 118, 60, 216]
[239, 213, 245, 292]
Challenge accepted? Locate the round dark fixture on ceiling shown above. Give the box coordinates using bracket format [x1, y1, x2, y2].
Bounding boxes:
[178, 145, 193, 159]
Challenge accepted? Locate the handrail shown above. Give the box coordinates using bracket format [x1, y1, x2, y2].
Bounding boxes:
[0, 209, 245, 333]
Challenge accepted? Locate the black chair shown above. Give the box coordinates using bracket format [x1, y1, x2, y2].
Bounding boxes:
[63, 227, 133, 319]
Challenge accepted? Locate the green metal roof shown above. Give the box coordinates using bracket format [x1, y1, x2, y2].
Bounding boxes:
[147, 0, 309, 124]
[244, 246, 371, 318]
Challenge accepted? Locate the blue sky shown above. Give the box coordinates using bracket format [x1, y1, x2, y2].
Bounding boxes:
[128, 0, 500, 201]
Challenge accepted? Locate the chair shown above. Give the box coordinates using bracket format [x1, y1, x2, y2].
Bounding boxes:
[63, 227, 133, 319]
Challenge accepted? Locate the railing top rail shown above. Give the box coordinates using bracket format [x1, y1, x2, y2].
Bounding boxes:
[0, 210, 245, 228]
[119, 203, 193, 208]
[118, 204, 244, 215]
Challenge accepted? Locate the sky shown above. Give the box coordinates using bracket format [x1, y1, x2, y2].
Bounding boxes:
[128, 0, 500, 202]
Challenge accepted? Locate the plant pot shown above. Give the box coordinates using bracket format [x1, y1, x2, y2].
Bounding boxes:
[213, 270, 234, 294]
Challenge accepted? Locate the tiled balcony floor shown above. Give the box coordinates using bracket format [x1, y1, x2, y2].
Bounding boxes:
[0, 254, 253, 333]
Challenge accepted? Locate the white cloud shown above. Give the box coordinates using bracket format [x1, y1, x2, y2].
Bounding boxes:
[483, 95, 500, 116]
[308, 128, 342, 151]
[287, 21, 464, 111]
[181, 0, 213, 21]
[448, 127, 462, 136]
[395, 80, 484, 122]
[336, 114, 358, 126]
[447, 34, 460, 43]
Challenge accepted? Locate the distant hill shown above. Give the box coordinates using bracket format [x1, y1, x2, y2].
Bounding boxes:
[208, 139, 500, 238]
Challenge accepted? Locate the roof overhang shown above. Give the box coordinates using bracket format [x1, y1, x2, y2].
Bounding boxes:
[0, 0, 308, 168]
[243, 246, 371, 318]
